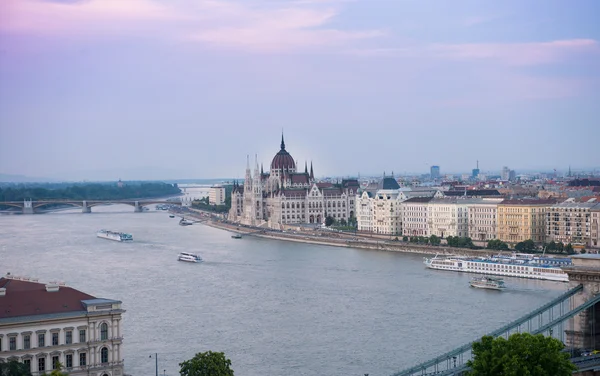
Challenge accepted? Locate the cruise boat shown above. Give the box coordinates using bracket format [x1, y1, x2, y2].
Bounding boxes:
[97, 230, 133, 242]
[177, 252, 203, 263]
[423, 253, 570, 282]
[469, 276, 506, 290]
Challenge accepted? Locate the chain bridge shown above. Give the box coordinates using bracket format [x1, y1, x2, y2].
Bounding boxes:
[0, 199, 181, 214]
[391, 255, 600, 376]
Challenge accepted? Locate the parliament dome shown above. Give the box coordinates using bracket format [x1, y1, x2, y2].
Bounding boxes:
[270, 134, 296, 171]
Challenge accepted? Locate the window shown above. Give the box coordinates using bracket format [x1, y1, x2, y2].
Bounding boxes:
[100, 323, 109, 340]
[23, 359, 31, 371]
[65, 354, 73, 369]
[24, 335, 30, 349]
[38, 333, 45, 347]
[79, 329, 86, 343]
[66, 331, 72, 344]
[79, 353, 87, 366]
[101, 347, 109, 363]
[52, 332, 59, 346]
[52, 356, 59, 369]
[38, 358, 45, 372]
[9, 336, 16, 350]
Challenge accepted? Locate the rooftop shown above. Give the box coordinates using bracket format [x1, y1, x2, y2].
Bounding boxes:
[0, 275, 95, 319]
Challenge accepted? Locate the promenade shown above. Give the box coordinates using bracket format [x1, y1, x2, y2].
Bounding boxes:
[174, 207, 508, 258]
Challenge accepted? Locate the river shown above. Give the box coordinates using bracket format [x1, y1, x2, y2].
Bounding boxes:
[0, 204, 566, 376]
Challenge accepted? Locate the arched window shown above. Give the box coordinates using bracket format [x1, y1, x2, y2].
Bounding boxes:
[291, 203, 295, 209]
[281, 203, 285, 209]
[100, 323, 108, 341]
[101, 347, 108, 364]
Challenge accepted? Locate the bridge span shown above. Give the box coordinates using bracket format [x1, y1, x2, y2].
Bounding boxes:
[391, 254, 600, 376]
[0, 199, 182, 214]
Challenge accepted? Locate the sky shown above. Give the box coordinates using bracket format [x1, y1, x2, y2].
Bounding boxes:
[0, 0, 599, 181]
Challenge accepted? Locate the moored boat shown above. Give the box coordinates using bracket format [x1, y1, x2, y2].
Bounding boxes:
[231, 234, 242, 239]
[179, 218, 194, 226]
[469, 276, 506, 290]
[177, 252, 203, 263]
[97, 229, 133, 242]
[423, 252, 570, 282]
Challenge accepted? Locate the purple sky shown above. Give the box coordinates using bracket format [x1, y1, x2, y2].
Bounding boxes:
[1, 0, 599, 181]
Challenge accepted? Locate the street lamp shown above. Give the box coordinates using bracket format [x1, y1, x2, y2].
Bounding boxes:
[149, 353, 158, 376]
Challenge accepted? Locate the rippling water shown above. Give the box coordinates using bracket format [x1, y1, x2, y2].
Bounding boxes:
[0, 206, 567, 376]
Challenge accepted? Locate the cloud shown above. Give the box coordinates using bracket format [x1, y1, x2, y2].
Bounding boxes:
[0, 0, 384, 52]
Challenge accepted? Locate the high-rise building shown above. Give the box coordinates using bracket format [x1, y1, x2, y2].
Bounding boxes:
[430, 165, 440, 179]
[472, 161, 480, 179]
[501, 166, 510, 181]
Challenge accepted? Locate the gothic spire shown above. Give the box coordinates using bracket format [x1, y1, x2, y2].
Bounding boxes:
[310, 161, 314, 180]
[305, 161, 308, 174]
[261, 163, 264, 175]
[280, 132, 286, 150]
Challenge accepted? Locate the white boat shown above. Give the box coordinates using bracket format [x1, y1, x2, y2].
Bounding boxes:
[179, 218, 194, 226]
[231, 234, 242, 239]
[423, 252, 570, 282]
[469, 276, 506, 290]
[177, 252, 203, 263]
[97, 230, 133, 242]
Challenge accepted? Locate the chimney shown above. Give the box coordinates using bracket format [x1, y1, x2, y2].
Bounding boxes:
[0, 288, 5, 297]
[45, 284, 60, 292]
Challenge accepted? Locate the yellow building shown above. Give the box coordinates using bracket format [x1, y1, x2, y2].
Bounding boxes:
[497, 199, 556, 245]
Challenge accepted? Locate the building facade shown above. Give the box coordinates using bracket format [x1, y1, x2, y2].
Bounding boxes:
[401, 197, 433, 237]
[497, 199, 555, 245]
[209, 186, 226, 206]
[427, 198, 469, 238]
[467, 199, 503, 241]
[546, 201, 600, 248]
[0, 274, 125, 376]
[228, 135, 359, 229]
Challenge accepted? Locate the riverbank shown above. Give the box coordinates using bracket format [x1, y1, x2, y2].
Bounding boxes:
[177, 208, 513, 257]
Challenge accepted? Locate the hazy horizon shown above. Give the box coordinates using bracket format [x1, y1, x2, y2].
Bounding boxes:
[1, 0, 599, 181]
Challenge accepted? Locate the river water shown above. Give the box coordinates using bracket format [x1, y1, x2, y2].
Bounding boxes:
[0, 205, 567, 376]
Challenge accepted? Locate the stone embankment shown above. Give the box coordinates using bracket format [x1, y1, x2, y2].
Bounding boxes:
[179, 208, 511, 257]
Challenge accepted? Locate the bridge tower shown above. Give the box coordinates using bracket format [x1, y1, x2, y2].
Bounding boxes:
[22, 199, 34, 214]
[82, 200, 91, 213]
[563, 255, 600, 351]
[134, 201, 143, 213]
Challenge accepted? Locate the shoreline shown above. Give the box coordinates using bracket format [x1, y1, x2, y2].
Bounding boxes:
[180, 208, 512, 257]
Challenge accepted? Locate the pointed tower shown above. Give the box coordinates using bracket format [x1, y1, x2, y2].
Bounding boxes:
[310, 161, 314, 181]
[244, 155, 252, 195]
[305, 161, 308, 174]
[253, 154, 263, 223]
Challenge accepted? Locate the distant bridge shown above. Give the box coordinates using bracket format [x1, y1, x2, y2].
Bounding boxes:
[391, 260, 600, 376]
[0, 199, 181, 214]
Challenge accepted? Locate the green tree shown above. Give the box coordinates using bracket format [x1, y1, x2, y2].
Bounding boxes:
[557, 241, 565, 253]
[42, 362, 68, 376]
[402, 236, 408, 242]
[325, 215, 334, 227]
[565, 243, 574, 254]
[467, 333, 576, 376]
[340, 218, 347, 226]
[0, 360, 32, 376]
[179, 351, 234, 376]
[487, 239, 508, 250]
[429, 235, 441, 246]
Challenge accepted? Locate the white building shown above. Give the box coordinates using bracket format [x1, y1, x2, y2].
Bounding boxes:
[209, 186, 226, 206]
[428, 198, 469, 238]
[0, 274, 125, 376]
[467, 198, 503, 241]
[401, 197, 433, 237]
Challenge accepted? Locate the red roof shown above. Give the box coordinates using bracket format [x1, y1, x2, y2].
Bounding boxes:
[291, 174, 309, 184]
[0, 277, 95, 319]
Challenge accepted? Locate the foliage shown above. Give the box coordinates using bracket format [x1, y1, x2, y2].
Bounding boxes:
[325, 215, 334, 226]
[339, 218, 347, 226]
[402, 236, 408, 242]
[486, 239, 509, 250]
[446, 236, 474, 248]
[515, 239, 536, 252]
[41, 362, 68, 376]
[409, 236, 429, 244]
[429, 234, 441, 246]
[0, 182, 180, 202]
[179, 351, 234, 376]
[192, 200, 229, 213]
[565, 243, 575, 254]
[467, 333, 576, 376]
[0, 361, 32, 376]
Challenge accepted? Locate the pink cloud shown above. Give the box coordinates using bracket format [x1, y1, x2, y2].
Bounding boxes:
[431, 39, 600, 66]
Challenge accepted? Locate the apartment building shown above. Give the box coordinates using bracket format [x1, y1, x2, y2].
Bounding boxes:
[209, 186, 226, 206]
[546, 201, 600, 248]
[401, 197, 433, 237]
[0, 274, 125, 376]
[497, 199, 556, 245]
[427, 198, 469, 238]
[468, 198, 504, 241]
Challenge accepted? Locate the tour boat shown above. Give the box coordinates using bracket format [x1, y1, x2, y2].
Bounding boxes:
[179, 218, 194, 226]
[177, 252, 203, 263]
[469, 276, 506, 290]
[169, 215, 175, 218]
[97, 230, 133, 242]
[423, 252, 570, 282]
[231, 234, 242, 239]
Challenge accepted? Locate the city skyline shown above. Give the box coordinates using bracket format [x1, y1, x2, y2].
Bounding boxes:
[1, 0, 599, 181]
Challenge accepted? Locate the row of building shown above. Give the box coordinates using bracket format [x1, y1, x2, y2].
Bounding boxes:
[228, 136, 600, 250]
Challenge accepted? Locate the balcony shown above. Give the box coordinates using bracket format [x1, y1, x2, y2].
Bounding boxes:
[87, 336, 124, 345]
